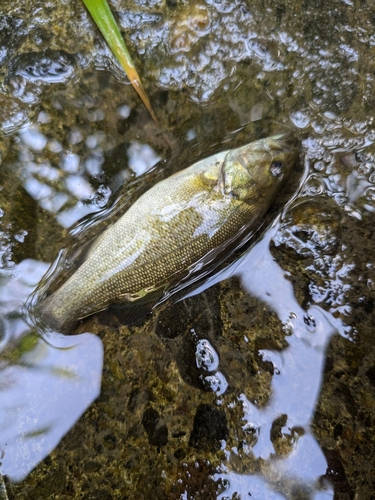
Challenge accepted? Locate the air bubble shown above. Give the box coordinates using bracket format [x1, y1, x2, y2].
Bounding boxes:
[304, 175, 325, 196]
[290, 110, 310, 129]
[358, 162, 373, 176]
[8, 50, 77, 84]
[283, 319, 294, 335]
[314, 161, 326, 172]
[202, 371, 228, 395]
[365, 187, 375, 202]
[195, 339, 219, 371]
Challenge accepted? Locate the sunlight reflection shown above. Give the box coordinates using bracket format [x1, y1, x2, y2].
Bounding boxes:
[183, 226, 340, 497]
[127, 141, 161, 176]
[0, 259, 103, 482]
[16, 125, 162, 229]
[232, 229, 337, 495]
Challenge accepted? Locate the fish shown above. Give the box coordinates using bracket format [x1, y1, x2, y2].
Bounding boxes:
[34, 134, 298, 333]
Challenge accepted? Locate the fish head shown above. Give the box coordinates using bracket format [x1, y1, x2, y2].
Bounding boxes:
[221, 134, 298, 201]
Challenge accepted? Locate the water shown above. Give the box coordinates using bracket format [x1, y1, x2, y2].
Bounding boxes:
[1, 0, 375, 498]
[0, 260, 103, 482]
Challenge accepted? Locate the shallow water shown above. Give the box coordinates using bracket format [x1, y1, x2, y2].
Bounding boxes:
[1, 0, 375, 498]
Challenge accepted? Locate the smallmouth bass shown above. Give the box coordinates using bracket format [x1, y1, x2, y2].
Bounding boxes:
[33, 134, 298, 333]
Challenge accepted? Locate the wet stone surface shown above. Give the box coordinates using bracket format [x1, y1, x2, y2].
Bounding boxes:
[1, 0, 375, 498]
[2, 281, 286, 498]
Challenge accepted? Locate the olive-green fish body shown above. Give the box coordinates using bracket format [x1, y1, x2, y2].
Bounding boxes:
[37, 135, 297, 332]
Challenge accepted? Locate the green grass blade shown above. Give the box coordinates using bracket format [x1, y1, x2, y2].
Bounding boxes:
[82, 0, 158, 123]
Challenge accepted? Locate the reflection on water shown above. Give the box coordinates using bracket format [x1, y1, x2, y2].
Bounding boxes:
[182, 224, 342, 498]
[16, 121, 161, 230]
[0, 259, 103, 482]
[233, 230, 338, 497]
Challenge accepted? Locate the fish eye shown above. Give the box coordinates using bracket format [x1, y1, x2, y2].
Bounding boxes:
[270, 161, 285, 177]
